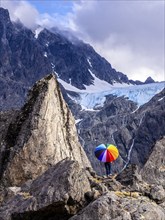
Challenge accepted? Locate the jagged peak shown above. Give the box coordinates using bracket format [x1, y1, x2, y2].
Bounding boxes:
[144, 76, 155, 84]
[0, 7, 11, 24]
[27, 73, 55, 98]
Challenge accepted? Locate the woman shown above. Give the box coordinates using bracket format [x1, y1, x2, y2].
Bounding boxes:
[104, 162, 112, 177]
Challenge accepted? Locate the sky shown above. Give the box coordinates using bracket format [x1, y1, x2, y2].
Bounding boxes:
[1, 0, 165, 82]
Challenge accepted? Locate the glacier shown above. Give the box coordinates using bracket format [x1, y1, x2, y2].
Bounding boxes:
[57, 73, 165, 110]
[77, 82, 165, 110]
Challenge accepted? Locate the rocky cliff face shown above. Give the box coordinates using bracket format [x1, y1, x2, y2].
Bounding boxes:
[37, 28, 131, 89]
[130, 88, 165, 166]
[140, 137, 165, 187]
[0, 74, 91, 186]
[0, 8, 51, 110]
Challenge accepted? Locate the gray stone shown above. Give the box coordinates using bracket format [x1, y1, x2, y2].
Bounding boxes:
[0, 159, 91, 220]
[70, 192, 165, 220]
[140, 137, 165, 188]
[0, 74, 91, 186]
[150, 185, 165, 203]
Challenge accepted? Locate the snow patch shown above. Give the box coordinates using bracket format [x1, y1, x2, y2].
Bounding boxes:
[54, 71, 59, 78]
[75, 119, 83, 124]
[58, 78, 82, 92]
[44, 52, 47, 57]
[51, 63, 55, 69]
[35, 27, 43, 38]
[158, 97, 165, 101]
[67, 94, 76, 101]
[131, 107, 140, 114]
[58, 69, 132, 94]
[87, 58, 93, 68]
[51, 63, 59, 77]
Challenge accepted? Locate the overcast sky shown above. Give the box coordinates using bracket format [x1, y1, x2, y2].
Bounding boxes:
[1, 0, 165, 82]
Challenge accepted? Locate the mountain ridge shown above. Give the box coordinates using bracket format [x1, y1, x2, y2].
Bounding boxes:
[0, 7, 161, 111]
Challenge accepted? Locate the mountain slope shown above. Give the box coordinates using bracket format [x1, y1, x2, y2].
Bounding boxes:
[37, 28, 132, 89]
[130, 88, 165, 166]
[0, 7, 150, 111]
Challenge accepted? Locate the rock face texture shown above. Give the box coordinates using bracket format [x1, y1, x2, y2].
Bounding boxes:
[0, 8, 51, 110]
[70, 192, 165, 220]
[130, 88, 165, 166]
[0, 160, 92, 220]
[0, 157, 164, 220]
[140, 137, 165, 187]
[0, 74, 91, 186]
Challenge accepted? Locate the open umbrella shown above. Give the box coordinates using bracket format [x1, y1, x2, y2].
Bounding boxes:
[95, 144, 119, 162]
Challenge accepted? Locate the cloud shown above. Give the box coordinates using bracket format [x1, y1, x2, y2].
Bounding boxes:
[70, 0, 165, 81]
[1, 0, 73, 30]
[1, 0, 39, 29]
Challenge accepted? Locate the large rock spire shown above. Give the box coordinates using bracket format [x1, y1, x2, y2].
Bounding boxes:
[0, 74, 91, 186]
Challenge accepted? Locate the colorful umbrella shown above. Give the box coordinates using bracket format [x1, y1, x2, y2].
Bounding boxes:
[95, 144, 119, 162]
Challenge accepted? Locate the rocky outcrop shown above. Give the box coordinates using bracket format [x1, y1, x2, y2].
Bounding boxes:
[0, 74, 91, 186]
[115, 137, 165, 210]
[0, 110, 18, 143]
[70, 191, 165, 220]
[0, 160, 91, 220]
[140, 137, 165, 188]
[1, 158, 165, 220]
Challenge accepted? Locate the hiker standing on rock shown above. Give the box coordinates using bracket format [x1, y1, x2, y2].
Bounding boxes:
[104, 162, 112, 177]
[94, 144, 119, 177]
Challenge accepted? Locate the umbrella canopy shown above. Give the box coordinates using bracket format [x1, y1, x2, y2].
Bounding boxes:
[95, 144, 119, 162]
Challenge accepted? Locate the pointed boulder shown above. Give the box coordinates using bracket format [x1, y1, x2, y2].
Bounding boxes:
[1, 74, 91, 186]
